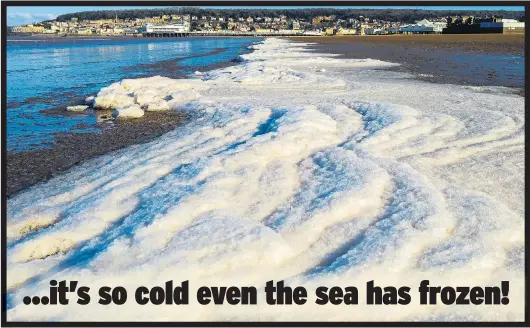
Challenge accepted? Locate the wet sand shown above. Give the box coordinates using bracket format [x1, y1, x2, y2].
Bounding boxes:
[285, 34, 524, 89]
[290, 34, 524, 54]
[6, 111, 187, 197]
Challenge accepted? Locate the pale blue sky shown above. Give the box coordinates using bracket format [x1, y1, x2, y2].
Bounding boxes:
[7, 6, 524, 26]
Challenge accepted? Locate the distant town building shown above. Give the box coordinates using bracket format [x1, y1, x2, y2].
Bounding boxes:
[312, 15, 335, 24]
[75, 27, 92, 35]
[6, 10, 524, 37]
[400, 19, 445, 34]
[9, 24, 45, 33]
[144, 22, 190, 34]
[122, 27, 138, 36]
[336, 27, 357, 35]
[289, 20, 300, 30]
[480, 20, 524, 33]
[325, 27, 336, 35]
[303, 29, 324, 36]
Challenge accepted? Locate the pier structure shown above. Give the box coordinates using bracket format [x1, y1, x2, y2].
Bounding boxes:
[143, 31, 306, 37]
[143, 32, 191, 37]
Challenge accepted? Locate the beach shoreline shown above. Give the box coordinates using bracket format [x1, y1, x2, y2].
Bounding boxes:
[6, 40, 257, 197]
[6, 111, 187, 197]
[6, 34, 524, 197]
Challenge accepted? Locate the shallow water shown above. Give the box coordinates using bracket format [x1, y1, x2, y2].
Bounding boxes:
[7, 37, 259, 152]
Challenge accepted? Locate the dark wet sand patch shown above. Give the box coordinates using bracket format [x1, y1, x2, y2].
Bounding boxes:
[6, 111, 187, 197]
[284, 34, 524, 91]
[285, 34, 524, 55]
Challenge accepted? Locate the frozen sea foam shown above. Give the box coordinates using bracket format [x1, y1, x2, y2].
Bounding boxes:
[6, 38, 524, 322]
[66, 105, 88, 112]
[112, 104, 144, 119]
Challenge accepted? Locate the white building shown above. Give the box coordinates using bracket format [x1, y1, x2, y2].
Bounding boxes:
[122, 27, 138, 35]
[303, 30, 324, 36]
[145, 22, 190, 33]
[400, 19, 445, 34]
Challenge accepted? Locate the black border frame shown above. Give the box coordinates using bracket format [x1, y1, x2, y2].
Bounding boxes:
[1, 1, 528, 326]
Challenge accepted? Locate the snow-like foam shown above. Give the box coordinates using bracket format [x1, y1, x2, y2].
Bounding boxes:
[6, 38, 524, 322]
[93, 76, 207, 118]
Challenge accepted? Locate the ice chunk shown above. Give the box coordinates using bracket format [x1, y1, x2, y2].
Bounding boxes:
[66, 105, 88, 112]
[167, 90, 200, 109]
[93, 82, 135, 110]
[112, 104, 144, 119]
[84, 96, 95, 105]
[235, 55, 247, 62]
[144, 100, 170, 112]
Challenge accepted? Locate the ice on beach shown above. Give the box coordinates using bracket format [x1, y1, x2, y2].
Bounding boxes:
[66, 105, 88, 112]
[93, 82, 136, 110]
[93, 76, 208, 113]
[85, 96, 96, 106]
[112, 104, 144, 119]
[84, 96, 95, 105]
[6, 38, 524, 322]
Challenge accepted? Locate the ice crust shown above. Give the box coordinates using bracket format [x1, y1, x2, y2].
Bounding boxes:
[66, 105, 89, 112]
[92, 76, 206, 118]
[6, 39, 524, 322]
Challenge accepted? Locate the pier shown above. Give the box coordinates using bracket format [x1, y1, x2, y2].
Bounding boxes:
[143, 31, 306, 38]
[143, 32, 191, 37]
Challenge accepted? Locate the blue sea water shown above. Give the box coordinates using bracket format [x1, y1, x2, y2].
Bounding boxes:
[6, 37, 260, 152]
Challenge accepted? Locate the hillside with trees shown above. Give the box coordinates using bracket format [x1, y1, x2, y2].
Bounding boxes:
[55, 7, 524, 23]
